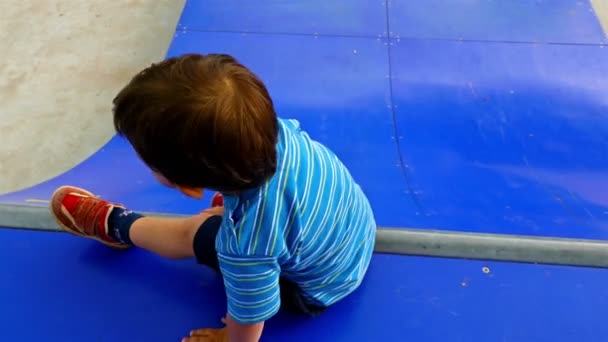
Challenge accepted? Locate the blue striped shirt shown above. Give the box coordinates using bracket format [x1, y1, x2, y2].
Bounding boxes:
[216, 118, 376, 324]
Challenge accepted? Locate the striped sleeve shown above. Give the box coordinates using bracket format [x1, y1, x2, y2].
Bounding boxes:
[217, 253, 281, 324]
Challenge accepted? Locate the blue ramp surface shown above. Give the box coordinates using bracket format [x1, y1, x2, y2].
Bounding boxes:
[2, 228, 608, 342]
[177, 0, 388, 37]
[2, 1, 608, 341]
[389, 0, 607, 43]
[390, 39, 608, 238]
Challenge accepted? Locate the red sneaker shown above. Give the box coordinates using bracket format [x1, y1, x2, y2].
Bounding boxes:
[50, 186, 130, 249]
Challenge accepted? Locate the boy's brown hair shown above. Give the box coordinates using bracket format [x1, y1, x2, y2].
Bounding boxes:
[112, 53, 279, 192]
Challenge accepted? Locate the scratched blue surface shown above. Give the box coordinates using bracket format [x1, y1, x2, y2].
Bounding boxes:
[177, 0, 387, 37]
[1, 228, 607, 342]
[390, 39, 608, 238]
[389, 0, 607, 43]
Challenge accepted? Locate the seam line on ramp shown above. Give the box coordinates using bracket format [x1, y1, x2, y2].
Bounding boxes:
[176, 28, 608, 46]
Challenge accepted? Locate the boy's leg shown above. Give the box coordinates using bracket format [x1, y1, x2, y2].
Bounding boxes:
[278, 278, 327, 317]
[51, 186, 324, 315]
[50, 186, 222, 264]
[129, 214, 219, 259]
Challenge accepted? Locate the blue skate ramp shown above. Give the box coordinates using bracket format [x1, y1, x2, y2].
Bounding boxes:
[2, 228, 608, 342]
[3, 29, 607, 236]
[1, 0, 608, 341]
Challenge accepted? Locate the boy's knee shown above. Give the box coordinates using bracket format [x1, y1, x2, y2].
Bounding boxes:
[181, 217, 203, 249]
[183, 212, 222, 248]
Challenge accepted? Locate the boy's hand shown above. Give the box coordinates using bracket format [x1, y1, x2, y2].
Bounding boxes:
[183, 316, 264, 342]
[182, 327, 229, 342]
[200, 206, 224, 216]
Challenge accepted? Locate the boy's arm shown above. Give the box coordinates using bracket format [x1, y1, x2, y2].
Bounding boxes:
[184, 252, 279, 342]
[225, 315, 264, 342]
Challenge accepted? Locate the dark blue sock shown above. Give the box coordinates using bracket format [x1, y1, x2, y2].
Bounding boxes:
[107, 207, 143, 245]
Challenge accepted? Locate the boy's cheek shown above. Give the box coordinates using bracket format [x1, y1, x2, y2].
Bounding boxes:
[178, 186, 204, 199]
[152, 172, 204, 199]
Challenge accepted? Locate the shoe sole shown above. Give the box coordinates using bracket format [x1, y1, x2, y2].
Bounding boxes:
[50, 186, 129, 250]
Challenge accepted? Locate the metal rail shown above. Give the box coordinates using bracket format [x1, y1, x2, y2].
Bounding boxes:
[3, 203, 608, 268]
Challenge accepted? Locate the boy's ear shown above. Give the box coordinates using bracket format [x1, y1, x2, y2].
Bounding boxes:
[177, 186, 204, 199]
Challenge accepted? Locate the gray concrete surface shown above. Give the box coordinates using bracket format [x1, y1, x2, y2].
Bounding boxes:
[0, 1, 184, 194]
[592, 0, 608, 36]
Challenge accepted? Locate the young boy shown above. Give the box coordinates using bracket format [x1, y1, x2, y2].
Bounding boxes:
[50, 53, 376, 342]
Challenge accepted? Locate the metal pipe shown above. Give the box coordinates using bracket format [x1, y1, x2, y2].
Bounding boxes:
[3, 203, 608, 268]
